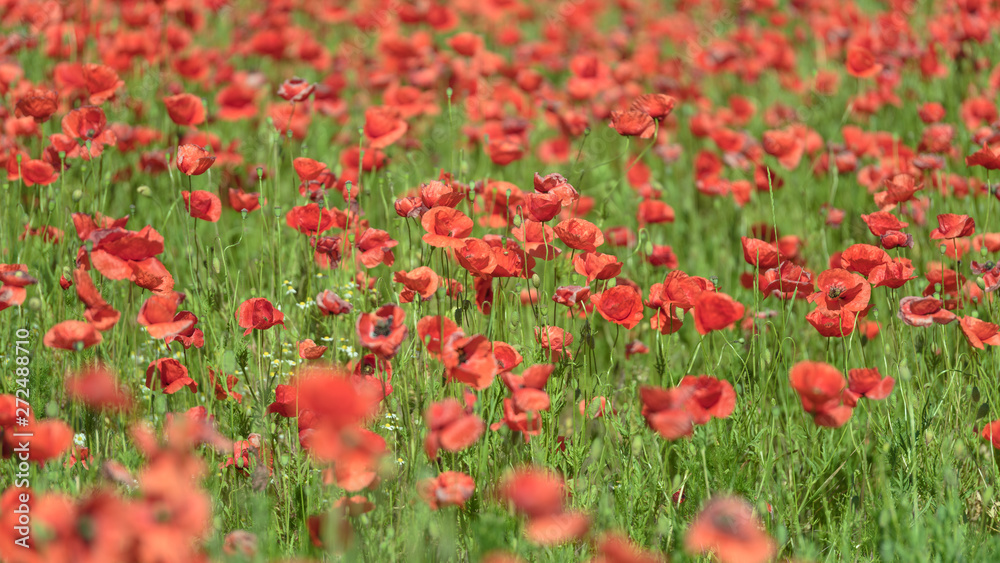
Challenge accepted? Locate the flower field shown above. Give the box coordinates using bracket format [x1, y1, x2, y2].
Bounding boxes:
[3, 0, 1000, 561]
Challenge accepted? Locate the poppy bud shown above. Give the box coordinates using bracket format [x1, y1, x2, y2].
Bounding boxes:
[136, 185, 152, 197]
[72, 189, 84, 201]
[28, 297, 41, 311]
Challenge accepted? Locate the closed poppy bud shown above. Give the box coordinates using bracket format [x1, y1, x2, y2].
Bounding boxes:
[277, 77, 315, 102]
[182, 190, 222, 222]
[163, 93, 206, 126]
[176, 144, 216, 176]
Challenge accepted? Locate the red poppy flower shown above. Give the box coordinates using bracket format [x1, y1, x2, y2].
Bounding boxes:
[356, 228, 398, 268]
[843, 368, 894, 407]
[554, 218, 604, 252]
[959, 316, 1000, 349]
[685, 496, 776, 563]
[394, 267, 439, 301]
[176, 144, 216, 176]
[845, 46, 882, 78]
[533, 172, 579, 206]
[163, 93, 206, 127]
[421, 207, 473, 248]
[419, 471, 475, 510]
[591, 285, 644, 330]
[637, 200, 675, 226]
[59, 106, 117, 159]
[417, 316, 459, 357]
[164, 311, 204, 349]
[43, 321, 102, 351]
[277, 77, 315, 102]
[524, 192, 562, 222]
[6, 156, 58, 187]
[363, 106, 407, 149]
[806, 308, 856, 338]
[65, 364, 133, 412]
[980, 420, 1000, 457]
[759, 261, 814, 299]
[880, 231, 913, 249]
[930, 214, 975, 240]
[137, 293, 194, 338]
[809, 269, 871, 312]
[867, 258, 916, 289]
[839, 244, 890, 277]
[861, 211, 909, 236]
[573, 252, 622, 283]
[236, 298, 285, 336]
[297, 339, 328, 360]
[286, 203, 335, 235]
[424, 396, 483, 459]
[524, 511, 591, 546]
[897, 296, 956, 327]
[740, 237, 781, 270]
[535, 326, 574, 361]
[356, 305, 408, 359]
[789, 361, 853, 427]
[228, 187, 262, 213]
[182, 190, 222, 222]
[640, 385, 695, 440]
[442, 332, 498, 390]
[693, 291, 744, 335]
[678, 376, 737, 425]
[966, 143, 1000, 170]
[14, 89, 58, 123]
[874, 174, 922, 208]
[83, 63, 123, 103]
[609, 109, 655, 138]
[631, 94, 676, 121]
[145, 358, 197, 394]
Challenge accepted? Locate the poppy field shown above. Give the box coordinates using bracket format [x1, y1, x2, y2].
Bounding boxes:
[5, 0, 1000, 561]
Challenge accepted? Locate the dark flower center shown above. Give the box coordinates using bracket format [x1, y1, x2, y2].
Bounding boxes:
[372, 315, 394, 337]
[827, 285, 844, 299]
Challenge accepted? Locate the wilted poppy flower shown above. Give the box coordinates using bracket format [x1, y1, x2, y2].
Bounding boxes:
[685, 496, 776, 563]
[278, 77, 315, 102]
[236, 298, 285, 336]
[145, 358, 197, 394]
[424, 396, 483, 459]
[789, 361, 852, 427]
[163, 93, 206, 126]
[182, 190, 222, 222]
[678, 376, 736, 425]
[640, 385, 695, 440]
[959, 316, 1000, 349]
[554, 218, 604, 252]
[693, 291, 744, 335]
[591, 285, 644, 330]
[843, 368, 894, 407]
[419, 471, 475, 510]
[176, 144, 216, 176]
[43, 320, 102, 351]
[357, 305, 408, 359]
